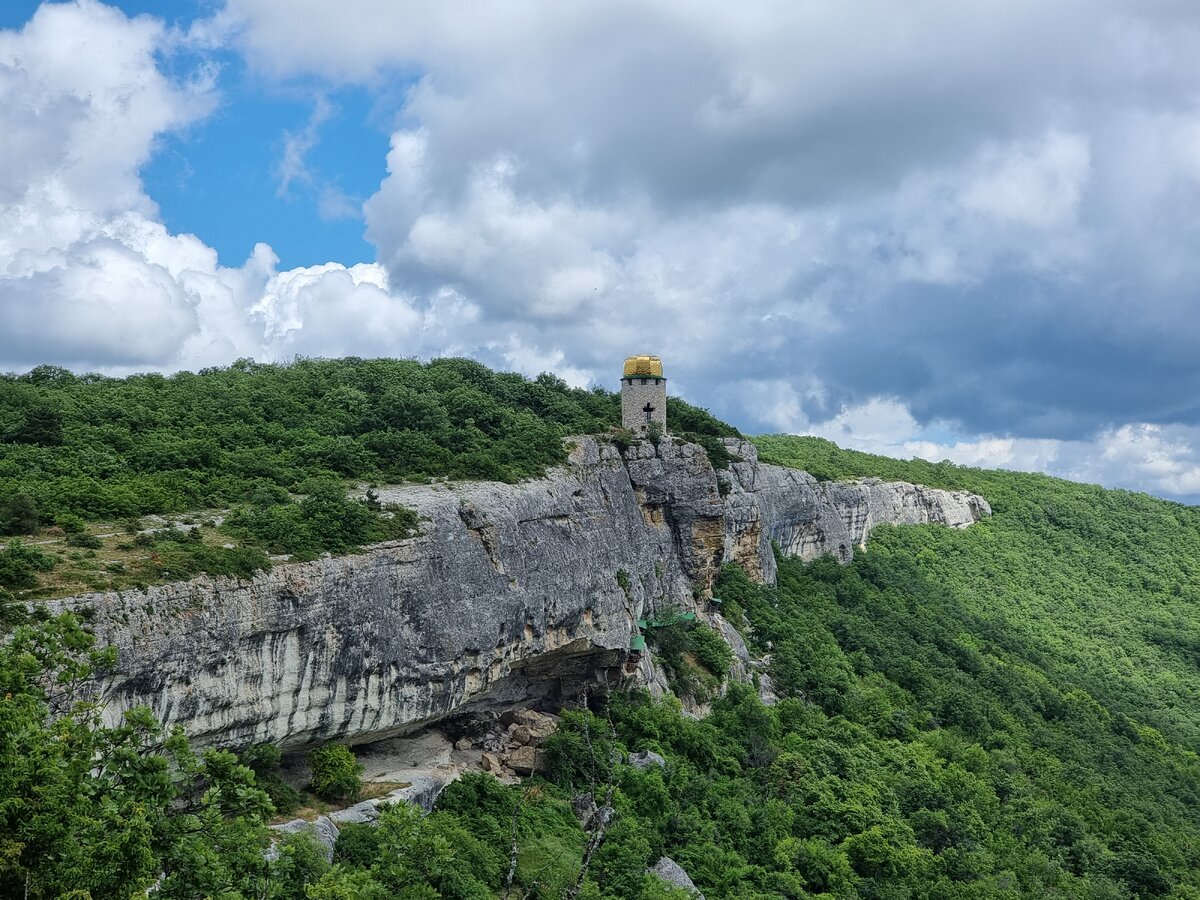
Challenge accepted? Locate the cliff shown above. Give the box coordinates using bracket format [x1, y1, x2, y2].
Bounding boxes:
[51, 437, 989, 749]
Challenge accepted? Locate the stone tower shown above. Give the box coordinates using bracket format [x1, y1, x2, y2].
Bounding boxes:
[621, 355, 667, 434]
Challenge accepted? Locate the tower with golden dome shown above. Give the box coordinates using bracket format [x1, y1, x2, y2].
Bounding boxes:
[621, 355, 667, 434]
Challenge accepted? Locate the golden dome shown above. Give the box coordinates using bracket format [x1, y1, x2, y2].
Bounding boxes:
[623, 355, 664, 378]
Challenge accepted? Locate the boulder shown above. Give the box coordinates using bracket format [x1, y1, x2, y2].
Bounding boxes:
[481, 752, 504, 774]
[503, 745, 545, 775]
[647, 857, 705, 899]
[269, 816, 340, 862]
[508, 724, 533, 745]
[384, 774, 446, 812]
[328, 800, 380, 826]
[629, 749, 666, 770]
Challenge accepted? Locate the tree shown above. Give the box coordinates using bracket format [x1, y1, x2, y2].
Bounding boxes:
[0, 493, 38, 535]
[9, 405, 63, 446]
[0, 613, 275, 899]
[309, 743, 363, 802]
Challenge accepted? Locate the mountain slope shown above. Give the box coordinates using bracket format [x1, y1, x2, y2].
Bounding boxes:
[753, 435, 1200, 748]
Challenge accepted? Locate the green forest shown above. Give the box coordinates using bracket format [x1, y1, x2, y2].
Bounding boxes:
[5, 367, 1200, 897]
[0, 358, 735, 601]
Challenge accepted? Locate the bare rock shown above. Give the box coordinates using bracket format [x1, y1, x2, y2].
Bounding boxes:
[454, 737, 472, 751]
[571, 792, 598, 826]
[328, 801, 380, 826]
[648, 857, 705, 899]
[629, 750, 666, 770]
[508, 724, 533, 746]
[384, 774, 446, 812]
[757, 672, 779, 706]
[480, 752, 504, 774]
[503, 745, 545, 775]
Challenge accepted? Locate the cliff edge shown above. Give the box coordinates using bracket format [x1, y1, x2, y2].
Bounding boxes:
[49, 437, 989, 749]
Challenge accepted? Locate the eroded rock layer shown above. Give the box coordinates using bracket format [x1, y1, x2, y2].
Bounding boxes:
[51, 437, 988, 749]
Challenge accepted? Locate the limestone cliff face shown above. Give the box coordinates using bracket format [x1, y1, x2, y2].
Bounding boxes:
[52, 437, 988, 750]
[720, 439, 991, 583]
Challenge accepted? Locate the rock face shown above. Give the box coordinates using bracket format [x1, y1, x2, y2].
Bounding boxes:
[720, 439, 990, 582]
[51, 436, 987, 750]
[648, 856, 706, 898]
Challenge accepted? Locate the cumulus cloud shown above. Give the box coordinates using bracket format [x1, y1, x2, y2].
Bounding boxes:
[8, 1, 1200, 500]
[215, 0, 1200, 443]
[0, 1, 437, 374]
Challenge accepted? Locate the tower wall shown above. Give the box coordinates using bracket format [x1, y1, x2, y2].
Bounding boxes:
[621, 377, 667, 434]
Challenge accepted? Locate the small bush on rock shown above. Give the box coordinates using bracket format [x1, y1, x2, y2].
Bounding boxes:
[308, 743, 363, 802]
[240, 743, 301, 815]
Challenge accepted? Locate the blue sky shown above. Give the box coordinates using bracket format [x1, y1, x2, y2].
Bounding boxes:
[2, 0, 390, 270]
[141, 72, 388, 269]
[4, 0, 1200, 501]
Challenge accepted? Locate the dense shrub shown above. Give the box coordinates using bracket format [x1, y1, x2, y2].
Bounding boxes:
[332, 823, 381, 869]
[0, 358, 735, 527]
[64, 532, 102, 549]
[308, 744, 363, 802]
[0, 494, 38, 535]
[223, 478, 416, 560]
[645, 618, 732, 700]
[0, 541, 55, 588]
[239, 743, 301, 815]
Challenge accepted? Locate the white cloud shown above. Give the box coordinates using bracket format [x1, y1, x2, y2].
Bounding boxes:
[960, 132, 1091, 229]
[8, 1, 1200, 502]
[764, 393, 1200, 502]
[276, 94, 332, 197]
[0, 1, 438, 374]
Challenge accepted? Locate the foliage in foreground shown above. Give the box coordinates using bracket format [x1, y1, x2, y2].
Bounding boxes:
[0, 613, 277, 898]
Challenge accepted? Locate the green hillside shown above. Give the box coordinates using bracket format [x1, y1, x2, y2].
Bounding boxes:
[753, 434, 1200, 748]
[6, 409, 1200, 897]
[0, 358, 735, 602]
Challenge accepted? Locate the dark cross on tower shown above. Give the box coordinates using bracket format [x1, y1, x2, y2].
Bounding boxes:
[643, 402, 656, 424]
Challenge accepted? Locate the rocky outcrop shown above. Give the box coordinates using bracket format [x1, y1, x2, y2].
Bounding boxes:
[50, 436, 987, 750]
[720, 439, 990, 582]
[648, 857, 706, 899]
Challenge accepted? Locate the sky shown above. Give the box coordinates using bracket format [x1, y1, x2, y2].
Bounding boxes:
[3, 1, 1200, 502]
